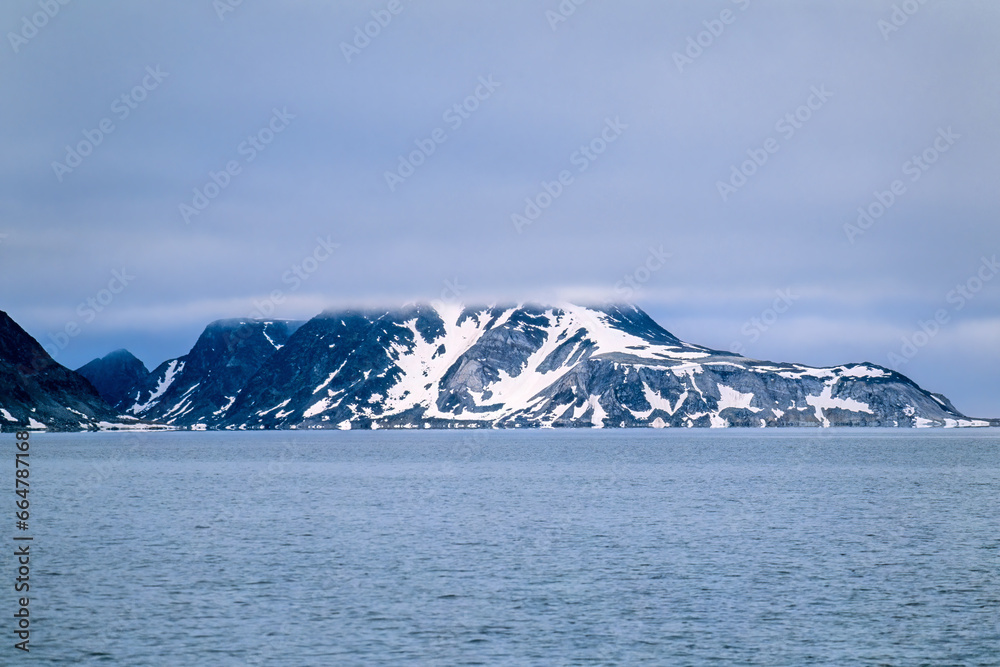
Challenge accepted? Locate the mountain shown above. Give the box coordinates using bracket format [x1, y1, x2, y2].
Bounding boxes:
[215, 303, 989, 430]
[0, 310, 125, 431]
[9, 304, 990, 431]
[76, 349, 149, 407]
[118, 319, 304, 426]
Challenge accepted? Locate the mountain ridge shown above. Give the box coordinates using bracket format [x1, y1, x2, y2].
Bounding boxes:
[137, 302, 992, 430]
[0, 310, 125, 431]
[76, 349, 149, 407]
[2, 304, 995, 431]
[113, 318, 305, 426]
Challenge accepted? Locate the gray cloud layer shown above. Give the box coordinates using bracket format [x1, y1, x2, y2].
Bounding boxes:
[1, 0, 997, 416]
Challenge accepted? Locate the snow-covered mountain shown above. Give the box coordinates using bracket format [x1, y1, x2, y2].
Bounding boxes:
[4, 304, 992, 431]
[115, 318, 303, 426]
[202, 303, 987, 430]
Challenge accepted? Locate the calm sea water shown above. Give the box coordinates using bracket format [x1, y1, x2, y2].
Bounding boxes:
[18, 429, 1000, 665]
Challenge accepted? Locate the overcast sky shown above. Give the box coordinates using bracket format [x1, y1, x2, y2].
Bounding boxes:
[2, 1, 998, 417]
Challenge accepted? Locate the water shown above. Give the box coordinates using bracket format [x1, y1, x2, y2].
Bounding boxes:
[18, 429, 1000, 665]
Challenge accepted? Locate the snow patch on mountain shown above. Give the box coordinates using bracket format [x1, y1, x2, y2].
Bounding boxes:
[805, 384, 873, 427]
[717, 385, 757, 412]
[385, 314, 492, 417]
[131, 360, 183, 414]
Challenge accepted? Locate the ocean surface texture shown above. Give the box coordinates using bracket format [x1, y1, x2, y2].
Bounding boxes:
[25, 429, 1000, 665]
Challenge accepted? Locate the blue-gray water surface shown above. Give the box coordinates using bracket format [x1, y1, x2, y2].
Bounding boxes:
[17, 429, 1000, 665]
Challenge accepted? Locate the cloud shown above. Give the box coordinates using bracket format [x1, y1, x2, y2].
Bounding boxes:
[2, 0, 998, 415]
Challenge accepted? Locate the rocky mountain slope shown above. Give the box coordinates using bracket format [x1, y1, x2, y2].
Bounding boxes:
[0, 310, 125, 431]
[76, 349, 149, 407]
[116, 319, 303, 426]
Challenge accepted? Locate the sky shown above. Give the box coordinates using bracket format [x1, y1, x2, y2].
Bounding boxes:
[1, 1, 998, 417]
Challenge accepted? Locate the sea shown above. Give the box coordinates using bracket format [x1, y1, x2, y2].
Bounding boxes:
[18, 428, 1000, 665]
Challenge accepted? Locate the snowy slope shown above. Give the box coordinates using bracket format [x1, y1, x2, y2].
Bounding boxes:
[120, 319, 304, 426]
